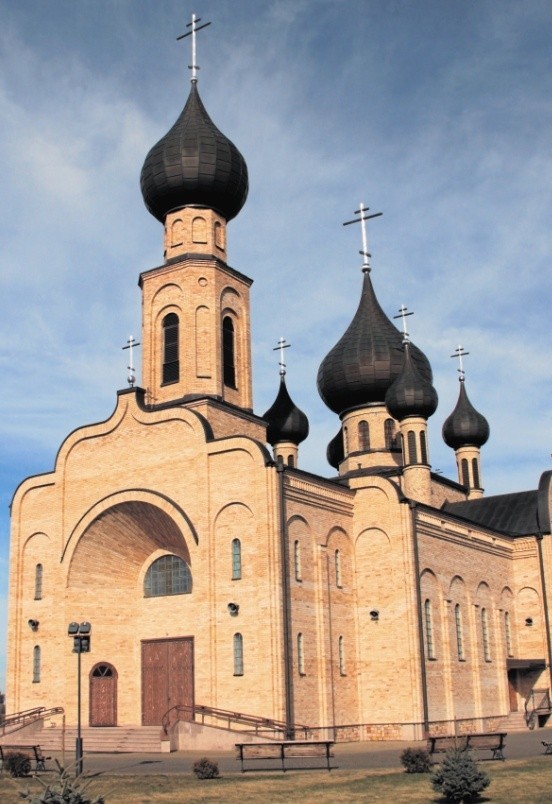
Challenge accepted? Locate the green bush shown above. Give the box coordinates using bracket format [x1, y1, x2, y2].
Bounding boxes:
[431, 748, 490, 802]
[192, 756, 220, 779]
[400, 746, 432, 773]
[5, 750, 31, 777]
[19, 759, 105, 803]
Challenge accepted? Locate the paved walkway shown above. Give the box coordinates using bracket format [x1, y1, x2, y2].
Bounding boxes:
[50, 726, 552, 777]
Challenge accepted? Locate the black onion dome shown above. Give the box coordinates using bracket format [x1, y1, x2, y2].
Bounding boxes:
[442, 380, 490, 449]
[385, 342, 438, 421]
[263, 377, 309, 446]
[317, 272, 433, 414]
[327, 427, 344, 469]
[140, 81, 248, 223]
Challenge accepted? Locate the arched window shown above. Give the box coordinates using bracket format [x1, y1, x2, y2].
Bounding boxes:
[232, 539, 242, 580]
[162, 313, 179, 384]
[297, 633, 305, 675]
[472, 458, 480, 489]
[482, 608, 491, 662]
[505, 611, 513, 657]
[358, 420, 370, 451]
[407, 431, 417, 465]
[335, 549, 342, 588]
[144, 555, 192, 598]
[222, 316, 236, 388]
[420, 431, 428, 465]
[424, 599, 435, 659]
[233, 633, 244, 676]
[461, 458, 469, 487]
[294, 540, 301, 581]
[287, 454, 295, 468]
[338, 635, 346, 675]
[343, 426, 348, 454]
[192, 215, 207, 243]
[455, 604, 465, 660]
[214, 221, 224, 250]
[33, 645, 41, 683]
[384, 418, 396, 449]
[34, 563, 43, 600]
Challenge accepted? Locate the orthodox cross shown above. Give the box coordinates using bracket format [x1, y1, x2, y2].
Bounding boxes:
[451, 345, 469, 381]
[177, 12, 212, 82]
[273, 337, 291, 377]
[122, 335, 141, 387]
[343, 202, 383, 273]
[393, 304, 414, 344]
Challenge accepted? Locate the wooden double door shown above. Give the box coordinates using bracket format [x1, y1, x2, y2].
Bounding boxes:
[141, 638, 194, 726]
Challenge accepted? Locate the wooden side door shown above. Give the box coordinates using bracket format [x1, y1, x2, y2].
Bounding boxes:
[141, 638, 194, 725]
[90, 663, 117, 727]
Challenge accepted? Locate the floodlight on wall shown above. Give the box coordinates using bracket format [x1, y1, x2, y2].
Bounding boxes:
[370, 610, 379, 621]
[28, 619, 39, 631]
[525, 617, 534, 627]
[228, 602, 239, 616]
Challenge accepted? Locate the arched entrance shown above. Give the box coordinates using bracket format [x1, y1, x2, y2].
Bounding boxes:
[90, 663, 117, 727]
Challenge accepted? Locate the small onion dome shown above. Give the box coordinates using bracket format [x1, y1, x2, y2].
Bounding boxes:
[385, 342, 438, 421]
[317, 271, 433, 414]
[140, 81, 248, 223]
[263, 377, 309, 446]
[327, 427, 345, 469]
[442, 380, 490, 449]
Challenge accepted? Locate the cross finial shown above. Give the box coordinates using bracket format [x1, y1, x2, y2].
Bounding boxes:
[450, 345, 469, 381]
[393, 304, 414, 344]
[176, 12, 212, 83]
[273, 337, 291, 377]
[343, 202, 383, 273]
[122, 335, 141, 387]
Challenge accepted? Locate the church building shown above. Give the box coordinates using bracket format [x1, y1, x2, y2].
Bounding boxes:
[5, 22, 552, 751]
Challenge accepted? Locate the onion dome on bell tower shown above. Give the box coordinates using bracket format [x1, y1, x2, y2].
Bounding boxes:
[385, 327, 438, 423]
[262, 339, 309, 468]
[442, 346, 489, 498]
[327, 427, 345, 470]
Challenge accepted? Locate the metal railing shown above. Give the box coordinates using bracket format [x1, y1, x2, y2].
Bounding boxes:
[1, 706, 64, 736]
[161, 703, 310, 740]
[525, 688, 551, 729]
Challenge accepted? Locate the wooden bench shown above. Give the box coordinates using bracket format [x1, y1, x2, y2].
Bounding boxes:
[235, 740, 336, 772]
[427, 733, 506, 761]
[542, 740, 552, 754]
[0, 744, 50, 772]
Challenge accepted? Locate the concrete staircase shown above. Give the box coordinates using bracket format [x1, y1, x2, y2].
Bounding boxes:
[2, 726, 162, 753]
[500, 711, 529, 732]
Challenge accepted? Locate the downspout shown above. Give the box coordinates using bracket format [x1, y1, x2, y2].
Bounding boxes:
[276, 457, 294, 739]
[536, 534, 552, 697]
[408, 499, 429, 736]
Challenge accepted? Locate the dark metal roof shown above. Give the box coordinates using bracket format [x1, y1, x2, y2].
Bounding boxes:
[262, 377, 309, 446]
[385, 342, 438, 421]
[443, 490, 539, 536]
[442, 379, 489, 449]
[140, 81, 248, 223]
[317, 271, 433, 415]
[326, 427, 344, 469]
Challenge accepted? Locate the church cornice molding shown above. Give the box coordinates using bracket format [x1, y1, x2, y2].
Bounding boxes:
[139, 254, 253, 289]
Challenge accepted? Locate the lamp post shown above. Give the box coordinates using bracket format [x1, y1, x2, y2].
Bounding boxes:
[67, 621, 91, 776]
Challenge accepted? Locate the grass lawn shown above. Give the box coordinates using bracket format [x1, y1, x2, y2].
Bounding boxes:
[2, 756, 552, 802]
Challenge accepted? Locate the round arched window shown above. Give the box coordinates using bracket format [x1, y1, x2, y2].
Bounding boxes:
[144, 555, 192, 598]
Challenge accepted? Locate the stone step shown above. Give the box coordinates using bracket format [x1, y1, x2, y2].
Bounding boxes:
[500, 712, 529, 732]
[2, 726, 163, 753]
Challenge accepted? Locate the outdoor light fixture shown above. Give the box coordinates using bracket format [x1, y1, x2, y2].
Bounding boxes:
[67, 621, 92, 776]
[227, 602, 239, 616]
[370, 609, 380, 621]
[525, 617, 534, 627]
[27, 619, 39, 631]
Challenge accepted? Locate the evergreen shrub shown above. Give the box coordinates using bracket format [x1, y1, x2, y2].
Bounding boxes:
[5, 750, 31, 777]
[400, 746, 432, 773]
[192, 756, 220, 779]
[431, 748, 490, 802]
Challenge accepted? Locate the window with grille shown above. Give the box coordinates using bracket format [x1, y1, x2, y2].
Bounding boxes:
[338, 635, 346, 675]
[424, 599, 435, 659]
[384, 418, 396, 449]
[294, 540, 302, 581]
[335, 549, 342, 588]
[420, 431, 428, 465]
[162, 313, 179, 384]
[482, 608, 491, 661]
[233, 633, 244, 676]
[297, 632, 305, 675]
[358, 420, 370, 451]
[33, 645, 41, 683]
[34, 563, 43, 600]
[461, 458, 469, 487]
[505, 611, 513, 657]
[407, 431, 417, 464]
[144, 555, 192, 597]
[232, 539, 242, 580]
[455, 604, 465, 660]
[472, 458, 480, 489]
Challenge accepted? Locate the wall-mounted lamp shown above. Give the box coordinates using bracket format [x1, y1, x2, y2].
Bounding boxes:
[525, 617, 534, 627]
[370, 609, 379, 622]
[228, 602, 239, 616]
[28, 619, 39, 631]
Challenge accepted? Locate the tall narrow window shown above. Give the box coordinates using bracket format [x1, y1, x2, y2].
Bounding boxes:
[297, 633, 305, 675]
[338, 636, 346, 675]
[335, 549, 342, 588]
[162, 313, 179, 384]
[222, 316, 236, 388]
[455, 604, 465, 660]
[232, 539, 242, 580]
[461, 458, 469, 487]
[505, 611, 513, 657]
[233, 633, 244, 676]
[343, 426, 348, 454]
[358, 420, 370, 451]
[287, 454, 295, 468]
[420, 431, 428, 465]
[34, 563, 43, 600]
[472, 458, 480, 489]
[482, 608, 491, 661]
[33, 645, 41, 683]
[424, 599, 435, 659]
[384, 418, 395, 449]
[407, 431, 417, 465]
[293, 540, 302, 581]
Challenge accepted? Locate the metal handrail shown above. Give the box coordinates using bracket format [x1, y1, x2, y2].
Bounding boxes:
[1, 706, 64, 735]
[161, 703, 310, 740]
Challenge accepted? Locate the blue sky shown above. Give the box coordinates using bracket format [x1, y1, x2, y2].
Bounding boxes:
[0, 0, 550, 692]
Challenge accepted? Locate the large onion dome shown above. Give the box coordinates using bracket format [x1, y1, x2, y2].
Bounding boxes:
[317, 271, 433, 415]
[327, 427, 345, 469]
[263, 377, 309, 446]
[140, 81, 248, 223]
[442, 380, 490, 449]
[385, 342, 438, 421]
